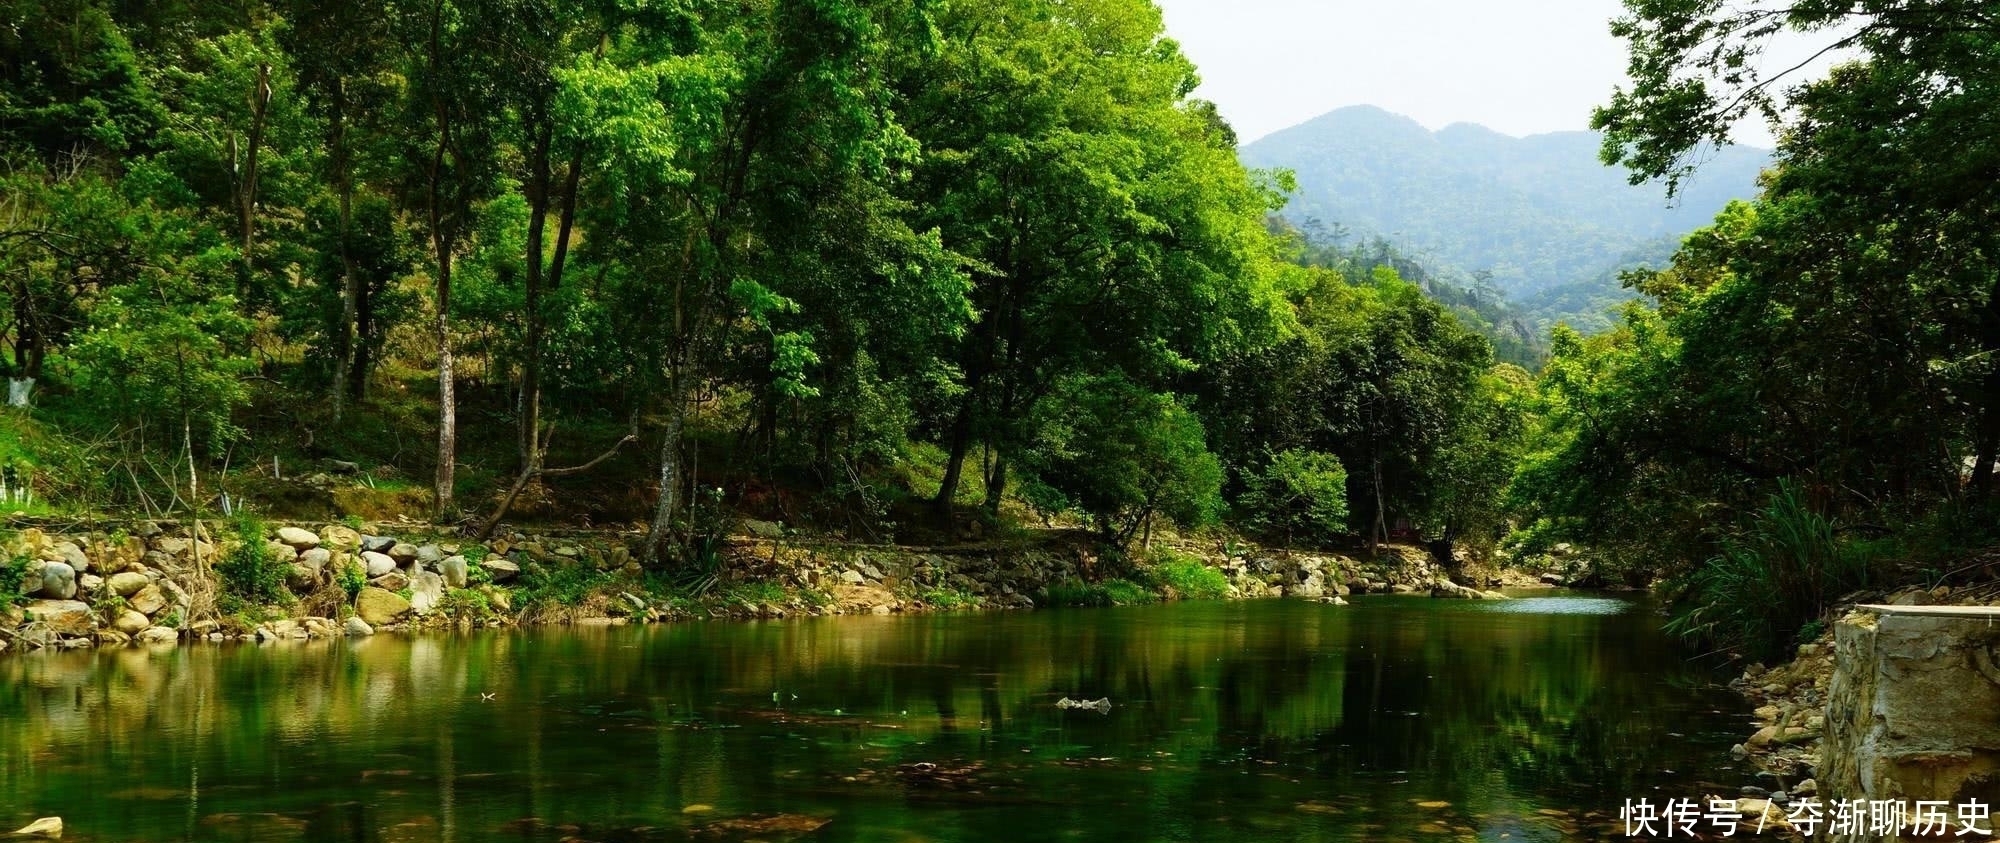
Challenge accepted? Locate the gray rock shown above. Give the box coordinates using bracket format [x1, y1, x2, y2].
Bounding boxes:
[136, 626, 178, 644]
[77, 573, 103, 595]
[361, 551, 397, 577]
[52, 541, 90, 573]
[38, 561, 76, 599]
[297, 547, 331, 575]
[387, 543, 419, 564]
[416, 544, 444, 566]
[343, 616, 374, 636]
[479, 558, 520, 583]
[369, 571, 409, 592]
[267, 541, 298, 566]
[409, 571, 444, 616]
[440, 555, 468, 588]
[275, 526, 322, 550]
[858, 562, 884, 580]
[360, 535, 396, 554]
[839, 569, 866, 585]
[107, 570, 150, 597]
[742, 518, 785, 539]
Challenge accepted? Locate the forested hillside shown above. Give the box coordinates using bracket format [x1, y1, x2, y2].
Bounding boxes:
[0, 0, 1521, 571]
[1240, 105, 1767, 327]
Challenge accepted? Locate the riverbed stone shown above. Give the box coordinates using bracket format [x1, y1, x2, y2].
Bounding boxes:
[742, 518, 784, 539]
[369, 571, 408, 592]
[107, 571, 150, 597]
[137, 626, 178, 644]
[361, 551, 396, 577]
[11, 817, 62, 838]
[319, 524, 362, 550]
[360, 534, 395, 553]
[355, 587, 411, 626]
[76, 572, 102, 596]
[267, 541, 298, 566]
[343, 616, 374, 636]
[275, 526, 321, 550]
[479, 559, 520, 583]
[37, 560, 75, 599]
[440, 555, 467, 588]
[287, 563, 320, 592]
[298, 547, 331, 575]
[129, 584, 166, 616]
[25, 599, 93, 635]
[388, 543, 419, 565]
[51, 540, 90, 573]
[113, 609, 150, 635]
[416, 544, 444, 567]
[839, 569, 866, 585]
[409, 571, 444, 615]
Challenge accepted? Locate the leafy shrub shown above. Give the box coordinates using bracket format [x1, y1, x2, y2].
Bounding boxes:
[440, 588, 492, 621]
[0, 554, 30, 605]
[1145, 549, 1229, 600]
[1666, 481, 1878, 659]
[517, 561, 611, 607]
[334, 558, 367, 600]
[1240, 449, 1349, 547]
[919, 587, 978, 610]
[1019, 376, 1224, 542]
[217, 515, 289, 604]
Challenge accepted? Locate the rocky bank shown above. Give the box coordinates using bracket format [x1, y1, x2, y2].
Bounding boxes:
[0, 519, 1520, 655]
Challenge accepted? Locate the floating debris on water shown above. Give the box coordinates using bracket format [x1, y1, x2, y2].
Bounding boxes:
[1055, 696, 1111, 713]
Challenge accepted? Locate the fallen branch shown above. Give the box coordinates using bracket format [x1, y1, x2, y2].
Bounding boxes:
[477, 417, 639, 541]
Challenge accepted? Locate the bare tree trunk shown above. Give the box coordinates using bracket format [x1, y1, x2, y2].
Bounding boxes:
[329, 80, 361, 422]
[643, 395, 687, 566]
[433, 232, 457, 518]
[236, 62, 272, 305]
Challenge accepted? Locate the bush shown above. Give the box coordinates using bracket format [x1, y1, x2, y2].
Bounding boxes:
[0, 554, 29, 605]
[1145, 549, 1229, 600]
[1019, 376, 1224, 541]
[335, 558, 367, 600]
[1666, 481, 1878, 660]
[1240, 449, 1349, 548]
[217, 515, 289, 604]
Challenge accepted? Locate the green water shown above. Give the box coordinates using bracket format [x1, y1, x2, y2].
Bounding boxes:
[0, 594, 1752, 842]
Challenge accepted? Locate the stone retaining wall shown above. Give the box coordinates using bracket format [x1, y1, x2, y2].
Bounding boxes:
[1824, 605, 2000, 842]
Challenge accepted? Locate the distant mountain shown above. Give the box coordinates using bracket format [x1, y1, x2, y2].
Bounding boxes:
[1241, 105, 1769, 326]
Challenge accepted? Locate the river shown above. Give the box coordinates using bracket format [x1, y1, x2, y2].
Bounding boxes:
[0, 593, 1752, 842]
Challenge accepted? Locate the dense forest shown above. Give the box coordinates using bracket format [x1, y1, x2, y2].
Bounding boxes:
[0, 0, 1516, 564]
[2, 0, 1997, 659]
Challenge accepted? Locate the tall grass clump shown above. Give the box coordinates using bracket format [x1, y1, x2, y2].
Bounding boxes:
[1666, 481, 1877, 659]
[1144, 548, 1230, 600]
[217, 514, 290, 606]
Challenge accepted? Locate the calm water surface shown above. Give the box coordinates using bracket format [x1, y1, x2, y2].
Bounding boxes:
[0, 594, 1753, 842]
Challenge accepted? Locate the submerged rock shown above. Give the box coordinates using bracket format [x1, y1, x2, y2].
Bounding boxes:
[9, 817, 61, 838]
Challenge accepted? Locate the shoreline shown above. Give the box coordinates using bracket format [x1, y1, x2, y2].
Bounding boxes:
[2, 519, 1523, 655]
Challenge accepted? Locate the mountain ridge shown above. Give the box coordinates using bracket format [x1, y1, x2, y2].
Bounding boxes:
[1241, 105, 1769, 316]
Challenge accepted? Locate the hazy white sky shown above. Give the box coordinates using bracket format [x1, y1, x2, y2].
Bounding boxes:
[1154, 0, 1781, 147]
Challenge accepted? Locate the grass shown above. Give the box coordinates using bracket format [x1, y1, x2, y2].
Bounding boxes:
[0, 553, 29, 606]
[1041, 578, 1157, 608]
[1666, 481, 1878, 660]
[918, 587, 979, 610]
[216, 513, 291, 605]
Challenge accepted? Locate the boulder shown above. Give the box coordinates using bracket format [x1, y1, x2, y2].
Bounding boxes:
[343, 616, 374, 636]
[128, 584, 167, 616]
[480, 584, 512, 613]
[355, 587, 411, 626]
[319, 524, 362, 550]
[839, 569, 866, 585]
[287, 564, 320, 592]
[113, 609, 151, 635]
[369, 571, 409, 592]
[51, 540, 90, 573]
[360, 534, 395, 554]
[24, 600, 94, 636]
[440, 555, 468, 588]
[479, 558, 520, 583]
[416, 544, 444, 566]
[742, 518, 785, 539]
[275, 526, 322, 550]
[136, 626, 178, 644]
[387, 543, 419, 565]
[267, 541, 299, 566]
[37, 561, 76, 599]
[10, 817, 62, 838]
[107, 571, 150, 597]
[361, 551, 397, 577]
[297, 547, 331, 575]
[76, 573, 103, 596]
[409, 571, 444, 616]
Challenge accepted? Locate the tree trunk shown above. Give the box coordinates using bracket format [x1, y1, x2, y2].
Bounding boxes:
[643, 394, 687, 566]
[434, 245, 456, 518]
[330, 79, 361, 421]
[236, 62, 272, 305]
[981, 453, 1008, 515]
[519, 122, 551, 470]
[934, 399, 976, 521]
